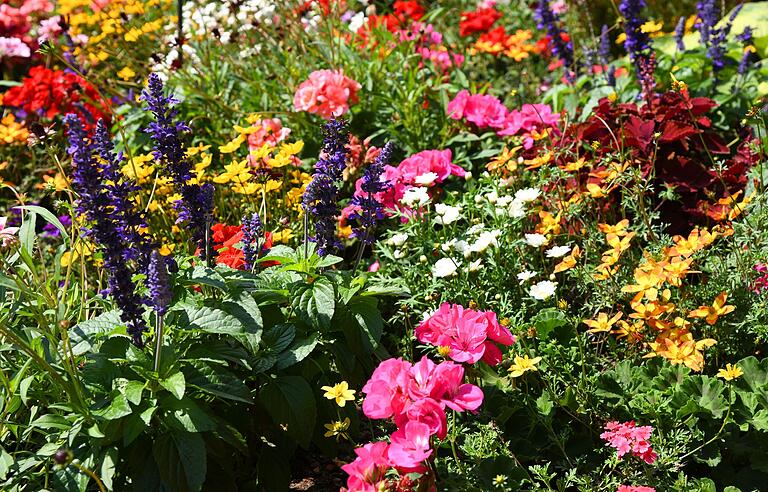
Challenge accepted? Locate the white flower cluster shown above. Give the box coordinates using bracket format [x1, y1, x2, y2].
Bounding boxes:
[433, 223, 502, 278]
[478, 186, 540, 219]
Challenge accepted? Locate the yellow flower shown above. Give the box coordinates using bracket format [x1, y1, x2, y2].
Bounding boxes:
[508, 354, 542, 378]
[272, 228, 294, 244]
[219, 134, 246, 154]
[321, 381, 356, 407]
[43, 173, 70, 192]
[640, 20, 663, 35]
[213, 159, 251, 184]
[717, 363, 744, 381]
[583, 312, 623, 333]
[323, 417, 351, 440]
[117, 66, 136, 80]
[250, 143, 273, 161]
[280, 140, 304, 156]
[186, 143, 211, 156]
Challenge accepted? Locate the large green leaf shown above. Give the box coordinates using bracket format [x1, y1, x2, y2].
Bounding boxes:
[259, 376, 316, 449]
[276, 335, 318, 371]
[347, 296, 383, 352]
[292, 277, 335, 330]
[160, 371, 186, 400]
[672, 376, 727, 420]
[153, 431, 207, 492]
[94, 393, 133, 421]
[182, 361, 252, 403]
[69, 310, 126, 356]
[163, 397, 217, 433]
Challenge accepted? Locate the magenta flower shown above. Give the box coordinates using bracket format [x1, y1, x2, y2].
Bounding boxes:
[416, 303, 515, 366]
[394, 398, 447, 440]
[340, 441, 391, 492]
[600, 421, 657, 464]
[617, 486, 655, 492]
[388, 421, 433, 470]
[361, 358, 412, 420]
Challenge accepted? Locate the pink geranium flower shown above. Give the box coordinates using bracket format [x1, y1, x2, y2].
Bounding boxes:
[293, 69, 361, 119]
[601, 421, 657, 464]
[394, 398, 447, 440]
[0, 216, 20, 248]
[416, 303, 515, 365]
[341, 442, 391, 492]
[617, 486, 655, 492]
[447, 89, 508, 129]
[361, 358, 412, 420]
[388, 421, 433, 469]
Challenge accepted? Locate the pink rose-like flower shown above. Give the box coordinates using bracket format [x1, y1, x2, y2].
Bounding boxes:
[601, 421, 657, 464]
[617, 486, 655, 492]
[341, 442, 391, 492]
[447, 90, 509, 129]
[37, 16, 62, 43]
[397, 149, 466, 184]
[293, 69, 361, 119]
[0, 36, 31, 58]
[416, 303, 515, 366]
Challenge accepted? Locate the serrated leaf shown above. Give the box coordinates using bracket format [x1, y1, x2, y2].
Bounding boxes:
[69, 310, 125, 356]
[182, 361, 252, 403]
[94, 393, 133, 420]
[293, 277, 335, 329]
[153, 431, 206, 492]
[276, 335, 318, 371]
[160, 372, 186, 400]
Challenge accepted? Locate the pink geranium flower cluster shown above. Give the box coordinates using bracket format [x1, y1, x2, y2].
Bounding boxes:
[416, 303, 516, 366]
[600, 421, 657, 464]
[447, 89, 560, 149]
[293, 69, 361, 119]
[343, 149, 466, 221]
[617, 486, 655, 492]
[341, 357, 483, 491]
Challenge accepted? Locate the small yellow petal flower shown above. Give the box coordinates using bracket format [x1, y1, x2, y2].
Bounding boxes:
[321, 381, 356, 407]
[508, 355, 542, 378]
[717, 363, 743, 381]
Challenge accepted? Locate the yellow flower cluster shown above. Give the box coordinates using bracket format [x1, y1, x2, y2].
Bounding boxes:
[0, 114, 29, 145]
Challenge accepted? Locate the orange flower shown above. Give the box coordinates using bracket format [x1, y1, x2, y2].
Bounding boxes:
[553, 245, 581, 273]
[598, 219, 630, 236]
[688, 291, 735, 325]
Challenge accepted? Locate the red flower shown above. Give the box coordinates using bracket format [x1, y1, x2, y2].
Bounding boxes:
[1, 66, 108, 127]
[459, 7, 501, 37]
[210, 223, 278, 270]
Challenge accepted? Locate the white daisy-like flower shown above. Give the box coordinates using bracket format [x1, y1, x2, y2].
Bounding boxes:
[485, 191, 499, 204]
[525, 233, 548, 247]
[434, 203, 462, 225]
[388, 233, 408, 246]
[348, 11, 366, 32]
[529, 280, 557, 300]
[545, 245, 571, 258]
[468, 259, 483, 272]
[508, 198, 526, 218]
[414, 172, 439, 186]
[394, 249, 405, 259]
[400, 186, 430, 207]
[517, 270, 536, 284]
[467, 224, 486, 236]
[514, 187, 541, 203]
[495, 195, 514, 207]
[432, 258, 459, 278]
[470, 230, 501, 254]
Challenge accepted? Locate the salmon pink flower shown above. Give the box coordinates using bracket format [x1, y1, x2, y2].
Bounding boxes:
[617, 487, 655, 492]
[601, 421, 657, 464]
[293, 69, 361, 119]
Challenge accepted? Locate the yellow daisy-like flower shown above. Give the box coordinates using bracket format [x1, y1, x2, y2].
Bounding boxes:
[508, 354, 542, 378]
[117, 66, 136, 80]
[323, 417, 351, 440]
[717, 363, 744, 381]
[321, 381, 356, 407]
[219, 134, 246, 154]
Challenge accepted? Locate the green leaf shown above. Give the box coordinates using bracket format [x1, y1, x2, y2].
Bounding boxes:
[536, 393, 554, 417]
[15, 205, 70, 243]
[182, 361, 252, 403]
[672, 376, 727, 419]
[160, 372, 186, 400]
[276, 335, 318, 371]
[347, 296, 383, 352]
[95, 393, 133, 421]
[69, 310, 125, 355]
[293, 277, 335, 329]
[153, 432, 207, 492]
[533, 308, 567, 339]
[123, 406, 156, 446]
[179, 265, 228, 291]
[123, 381, 145, 406]
[30, 414, 72, 431]
[260, 376, 316, 449]
[163, 397, 217, 433]
[262, 324, 296, 355]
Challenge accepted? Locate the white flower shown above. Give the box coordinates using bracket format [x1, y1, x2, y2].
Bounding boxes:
[401, 187, 430, 207]
[434, 203, 462, 225]
[419, 255, 428, 263]
[525, 233, 548, 247]
[496, 195, 514, 207]
[464, 171, 473, 181]
[514, 187, 540, 203]
[485, 191, 499, 204]
[394, 249, 405, 259]
[467, 224, 486, 236]
[517, 270, 536, 284]
[529, 280, 557, 300]
[433, 258, 459, 278]
[470, 230, 501, 254]
[414, 172, 439, 186]
[348, 11, 366, 32]
[388, 233, 408, 246]
[441, 239, 456, 252]
[454, 240, 470, 257]
[508, 199, 526, 218]
[474, 194, 484, 204]
[545, 245, 571, 258]
[468, 259, 483, 272]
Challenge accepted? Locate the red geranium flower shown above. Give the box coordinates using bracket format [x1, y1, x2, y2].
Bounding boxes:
[459, 7, 501, 37]
[211, 223, 277, 270]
